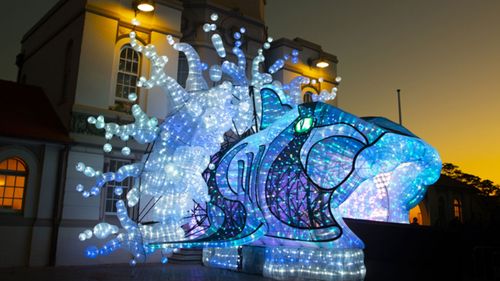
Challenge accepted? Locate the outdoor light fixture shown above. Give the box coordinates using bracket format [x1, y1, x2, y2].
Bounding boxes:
[309, 56, 330, 68]
[135, 0, 155, 12]
[315, 60, 329, 68]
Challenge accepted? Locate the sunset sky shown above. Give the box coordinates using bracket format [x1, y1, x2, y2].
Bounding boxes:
[267, 0, 500, 184]
[1, 0, 499, 184]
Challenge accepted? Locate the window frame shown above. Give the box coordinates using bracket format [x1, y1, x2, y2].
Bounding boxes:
[301, 85, 319, 103]
[0, 157, 28, 212]
[109, 39, 146, 114]
[100, 157, 138, 220]
[115, 44, 141, 103]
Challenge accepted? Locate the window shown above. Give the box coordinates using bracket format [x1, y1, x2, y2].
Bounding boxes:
[302, 85, 319, 103]
[114, 45, 140, 111]
[453, 199, 462, 221]
[409, 204, 422, 225]
[0, 158, 27, 211]
[177, 52, 188, 88]
[303, 91, 313, 103]
[103, 158, 133, 214]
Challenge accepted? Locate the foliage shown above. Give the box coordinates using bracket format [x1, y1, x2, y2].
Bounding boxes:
[442, 163, 500, 196]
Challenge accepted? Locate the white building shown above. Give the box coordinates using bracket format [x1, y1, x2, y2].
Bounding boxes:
[1, 0, 338, 267]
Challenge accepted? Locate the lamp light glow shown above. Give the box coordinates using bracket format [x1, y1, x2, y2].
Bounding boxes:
[315, 60, 329, 68]
[136, 0, 154, 12]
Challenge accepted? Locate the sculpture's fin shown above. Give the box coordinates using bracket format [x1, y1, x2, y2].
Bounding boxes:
[260, 85, 292, 130]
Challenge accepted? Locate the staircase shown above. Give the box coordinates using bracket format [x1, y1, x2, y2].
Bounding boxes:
[168, 248, 203, 264]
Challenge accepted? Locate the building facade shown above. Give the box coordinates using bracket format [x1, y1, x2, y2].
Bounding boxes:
[3, 0, 340, 267]
[410, 175, 492, 228]
[0, 80, 70, 267]
[11, 0, 184, 266]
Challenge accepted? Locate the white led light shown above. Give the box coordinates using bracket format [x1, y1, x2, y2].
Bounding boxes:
[211, 34, 226, 58]
[128, 93, 137, 102]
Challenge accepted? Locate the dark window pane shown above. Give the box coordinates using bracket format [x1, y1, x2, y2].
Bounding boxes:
[119, 60, 125, 71]
[115, 85, 122, 98]
[127, 48, 132, 59]
[124, 75, 131, 85]
[117, 73, 124, 84]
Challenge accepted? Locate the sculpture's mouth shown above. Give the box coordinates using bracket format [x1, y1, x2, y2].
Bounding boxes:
[337, 164, 410, 223]
[336, 133, 441, 224]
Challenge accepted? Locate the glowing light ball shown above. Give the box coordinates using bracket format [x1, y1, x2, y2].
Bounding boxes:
[74, 14, 441, 281]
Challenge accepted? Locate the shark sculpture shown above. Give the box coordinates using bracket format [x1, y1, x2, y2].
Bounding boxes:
[74, 14, 441, 281]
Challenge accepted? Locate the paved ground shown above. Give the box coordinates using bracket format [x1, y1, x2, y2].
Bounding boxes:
[0, 264, 274, 281]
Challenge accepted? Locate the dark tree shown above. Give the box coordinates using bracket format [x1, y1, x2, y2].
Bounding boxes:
[441, 163, 500, 196]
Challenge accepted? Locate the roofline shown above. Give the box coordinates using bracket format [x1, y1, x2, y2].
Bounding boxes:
[182, 0, 266, 28]
[22, 0, 184, 43]
[269, 37, 338, 63]
[22, 0, 73, 43]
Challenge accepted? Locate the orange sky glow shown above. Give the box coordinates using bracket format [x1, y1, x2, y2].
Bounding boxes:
[266, 0, 500, 184]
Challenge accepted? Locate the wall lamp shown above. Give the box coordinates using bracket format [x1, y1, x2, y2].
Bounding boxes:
[308, 56, 330, 69]
[315, 60, 329, 68]
[135, 0, 155, 12]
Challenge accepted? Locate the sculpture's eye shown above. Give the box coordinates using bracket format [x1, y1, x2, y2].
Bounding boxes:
[294, 117, 314, 134]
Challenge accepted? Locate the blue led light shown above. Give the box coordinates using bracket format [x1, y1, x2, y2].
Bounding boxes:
[85, 246, 99, 259]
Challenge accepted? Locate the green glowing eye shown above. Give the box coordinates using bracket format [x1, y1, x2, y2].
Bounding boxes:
[294, 117, 314, 134]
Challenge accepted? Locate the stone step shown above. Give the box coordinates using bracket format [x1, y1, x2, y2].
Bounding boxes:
[168, 248, 203, 265]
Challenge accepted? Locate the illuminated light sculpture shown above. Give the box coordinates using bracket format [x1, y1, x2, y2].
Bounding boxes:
[75, 13, 441, 281]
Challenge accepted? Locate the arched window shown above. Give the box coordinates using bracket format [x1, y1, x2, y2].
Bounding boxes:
[0, 158, 28, 211]
[302, 85, 319, 103]
[177, 52, 188, 88]
[303, 91, 313, 103]
[453, 199, 462, 221]
[409, 204, 422, 225]
[114, 44, 140, 111]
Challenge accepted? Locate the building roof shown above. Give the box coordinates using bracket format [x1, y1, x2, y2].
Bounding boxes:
[433, 174, 479, 193]
[0, 80, 71, 144]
